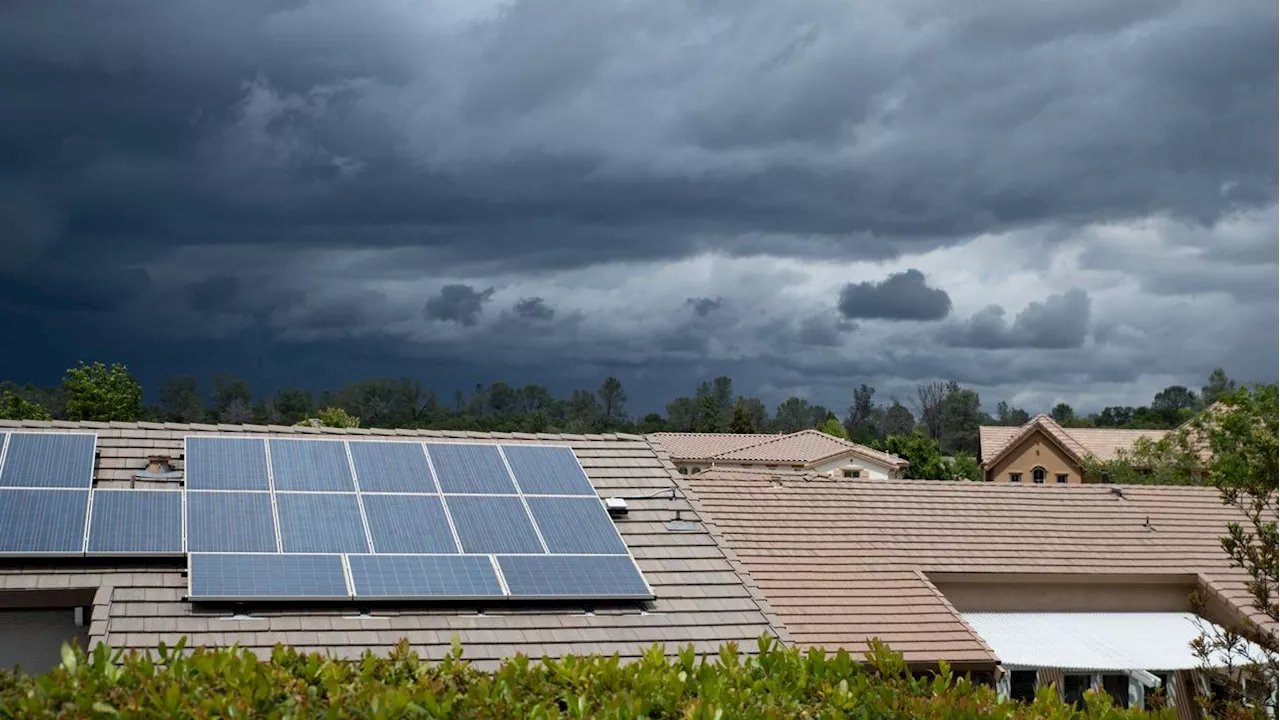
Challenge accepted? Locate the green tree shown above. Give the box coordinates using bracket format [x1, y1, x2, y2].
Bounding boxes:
[211, 375, 252, 415]
[159, 375, 205, 423]
[486, 382, 519, 418]
[1096, 406, 1134, 427]
[938, 383, 983, 455]
[696, 392, 723, 432]
[773, 397, 815, 433]
[0, 391, 52, 420]
[845, 384, 876, 444]
[62, 362, 143, 422]
[914, 381, 948, 440]
[1050, 402, 1074, 424]
[598, 377, 627, 426]
[730, 403, 755, 433]
[819, 417, 850, 440]
[637, 413, 667, 434]
[880, 400, 915, 437]
[313, 406, 360, 428]
[947, 453, 982, 481]
[519, 384, 553, 414]
[665, 396, 699, 432]
[1201, 367, 1237, 406]
[564, 389, 603, 431]
[274, 388, 314, 425]
[733, 397, 767, 434]
[1151, 385, 1198, 425]
[875, 432, 947, 480]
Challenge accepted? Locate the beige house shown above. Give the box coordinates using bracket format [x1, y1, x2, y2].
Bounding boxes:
[651, 429, 909, 479]
[980, 414, 1168, 484]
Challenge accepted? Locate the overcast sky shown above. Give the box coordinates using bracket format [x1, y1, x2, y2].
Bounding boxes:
[0, 0, 1275, 415]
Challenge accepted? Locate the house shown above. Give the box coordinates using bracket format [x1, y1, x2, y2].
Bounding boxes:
[681, 466, 1273, 714]
[0, 419, 782, 675]
[651, 429, 910, 479]
[979, 414, 1169, 484]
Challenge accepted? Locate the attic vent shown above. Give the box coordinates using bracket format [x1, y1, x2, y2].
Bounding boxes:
[135, 455, 182, 480]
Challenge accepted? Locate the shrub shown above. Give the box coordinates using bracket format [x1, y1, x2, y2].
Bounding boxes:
[0, 636, 1173, 719]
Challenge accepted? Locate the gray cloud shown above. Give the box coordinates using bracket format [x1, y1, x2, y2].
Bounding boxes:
[939, 289, 1092, 349]
[837, 269, 952, 321]
[423, 284, 495, 326]
[685, 297, 724, 318]
[513, 296, 555, 320]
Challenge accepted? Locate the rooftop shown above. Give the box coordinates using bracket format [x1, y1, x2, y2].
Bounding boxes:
[652, 430, 908, 469]
[979, 415, 1169, 465]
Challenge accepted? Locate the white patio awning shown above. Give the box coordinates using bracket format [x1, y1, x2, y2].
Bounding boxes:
[963, 611, 1253, 672]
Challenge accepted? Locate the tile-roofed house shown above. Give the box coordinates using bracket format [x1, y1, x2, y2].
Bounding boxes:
[979, 414, 1169, 484]
[682, 467, 1271, 691]
[0, 420, 784, 675]
[651, 429, 909, 480]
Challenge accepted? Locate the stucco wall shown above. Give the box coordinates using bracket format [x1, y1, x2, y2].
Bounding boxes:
[0, 608, 88, 675]
[985, 430, 1082, 483]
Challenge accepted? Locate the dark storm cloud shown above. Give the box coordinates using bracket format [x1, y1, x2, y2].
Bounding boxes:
[685, 297, 724, 318]
[423, 284, 495, 327]
[513, 297, 555, 320]
[939, 290, 1092, 349]
[837, 269, 952, 321]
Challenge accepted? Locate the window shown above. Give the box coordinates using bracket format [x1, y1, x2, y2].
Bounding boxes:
[1062, 675, 1091, 710]
[1009, 473, 1022, 483]
[1056, 473, 1068, 484]
[1009, 670, 1038, 703]
[1032, 467, 1046, 484]
[764, 465, 777, 470]
[690, 466, 701, 474]
[1101, 674, 1130, 708]
[678, 467, 689, 475]
[843, 469, 861, 478]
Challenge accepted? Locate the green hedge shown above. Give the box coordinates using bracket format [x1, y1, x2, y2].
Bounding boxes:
[0, 636, 1172, 719]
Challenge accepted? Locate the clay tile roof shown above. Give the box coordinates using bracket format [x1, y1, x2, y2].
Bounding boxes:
[684, 467, 1271, 667]
[980, 415, 1169, 465]
[0, 420, 786, 669]
[652, 430, 909, 469]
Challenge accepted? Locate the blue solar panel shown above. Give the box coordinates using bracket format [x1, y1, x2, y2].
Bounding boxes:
[0, 489, 89, 554]
[445, 496, 544, 554]
[275, 493, 369, 553]
[349, 441, 436, 493]
[525, 497, 627, 554]
[426, 444, 516, 494]
[0, 433, 95, 488]
[361, 494, 457, 554]
[185, 437, 269, 491]
[189, 553, 349, 600]
[348, 554, 503, 599]
[186, 492, 277, 552]
[497, 555, 652, 599]
[87, 490, 182, 555]
[501, 445, 596, 496]
[268, 439, 355, 492]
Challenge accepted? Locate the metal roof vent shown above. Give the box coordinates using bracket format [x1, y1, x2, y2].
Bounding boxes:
[604, 497, 628, 517]
[135, 455, 182, 480]
[1109, 487, 1126, 500]
[664, 509, 699, 533]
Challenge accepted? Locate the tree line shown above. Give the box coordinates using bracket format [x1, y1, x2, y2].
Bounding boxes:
[0, 363, 1243, 475]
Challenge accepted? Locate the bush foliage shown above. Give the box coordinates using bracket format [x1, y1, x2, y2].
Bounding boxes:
[0, 637, 1172, 719]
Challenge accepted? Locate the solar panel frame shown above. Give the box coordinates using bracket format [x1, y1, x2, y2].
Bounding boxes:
[86, 489, 184, 556]
[185, 491, 279, 553]
[0, 432, 97, 489]
[348, 554, 504, 599]
[426, 443, 518, 494]
[445, 495, 547, 554]
[348, 441, 438, 493]
[188, 553, 352, 601]
[268, 438, 356, 492]
[361, 494, 460, 554]
[184, 436, 270, 491]
[525, 497, 629, 555]
[0, 488, 91, 555]
[500, 445, 597, 496]
[275, 492, 371, 554]
[496, 554, 654, 600]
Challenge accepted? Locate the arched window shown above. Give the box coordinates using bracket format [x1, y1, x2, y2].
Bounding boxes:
[1032, 467, 1046, 484]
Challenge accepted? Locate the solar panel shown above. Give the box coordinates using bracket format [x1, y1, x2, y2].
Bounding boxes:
[0, 433, 96, 488]
[445, 496, 544, 554]
[501, 445, 596, 496]
[268, 439, 355, 492]
[525, 497, 628, 554]
[186, 492, 277, 552]
[87, 490, 182, 555]
[275, 493, 369, 553]
[349, 441, 436, 493]
[497, 555, 652, 600]
[426, 443, 516, 494]
[348, 554, 503, 599]
[361, 494, 457, 554]
[0, 489, 89, 554]
[188, 553, 349, 600]
[185, 437, 269, 491]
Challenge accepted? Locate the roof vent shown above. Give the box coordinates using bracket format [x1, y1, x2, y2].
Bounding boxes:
[664, 509, 700, 533]
[1109, 487, 1126, 500]
[604, 497, 628, 517]
[135, 455, 182, 480]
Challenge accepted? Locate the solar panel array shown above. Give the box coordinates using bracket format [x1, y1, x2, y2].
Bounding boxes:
[0, 431, 652, 603]
[183, 436, 651, 602]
